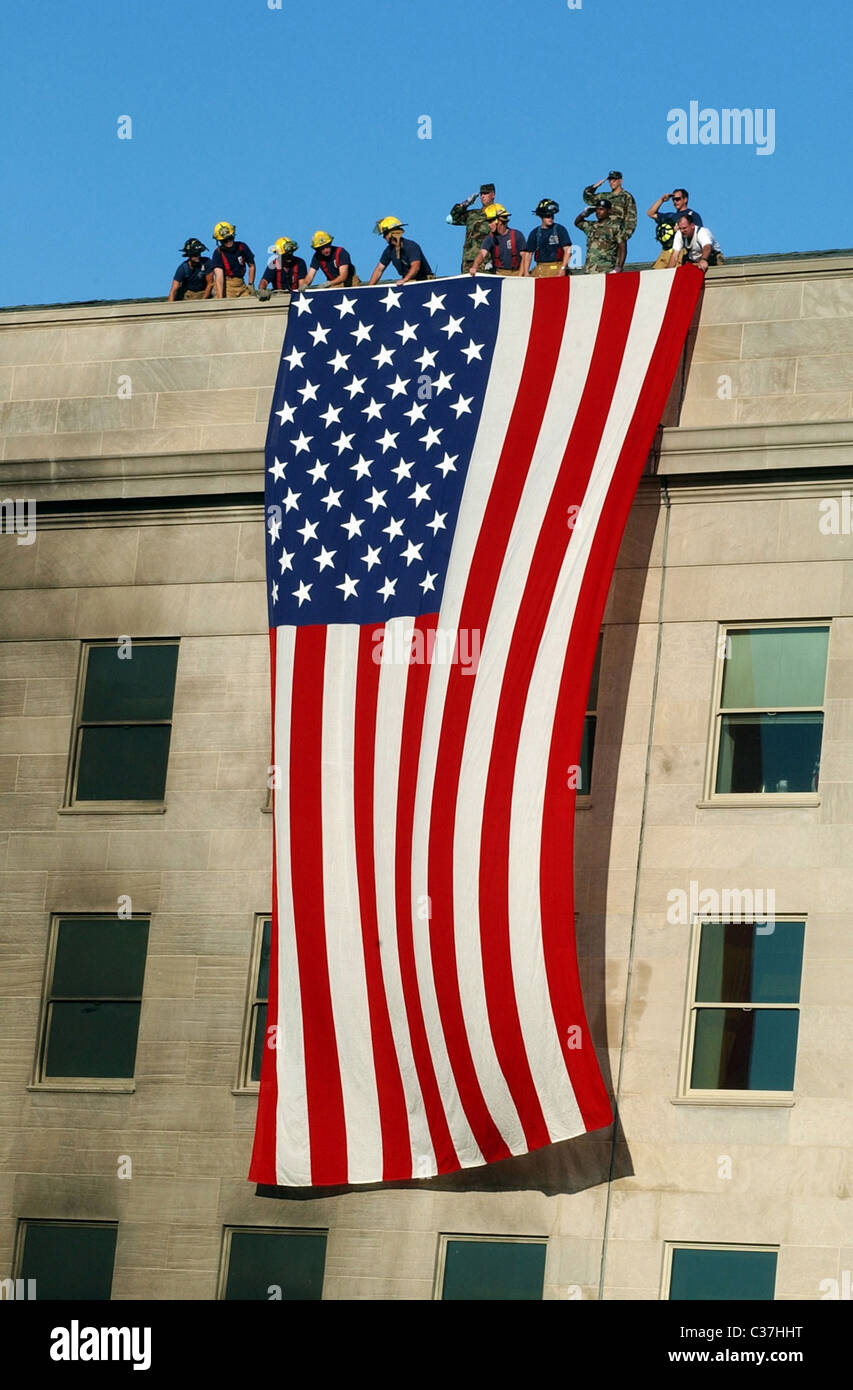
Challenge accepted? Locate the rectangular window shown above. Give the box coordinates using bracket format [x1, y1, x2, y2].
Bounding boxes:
[681, 919, 804, 1097]
[436, 1236, 547, 1301]
[710, 625, 829, 798]
[220, 1228, 326, 1300]
[16, 1221, 118, 1300]
[67, 640, 179, 806]
[578, 633, 603, 797]
[37, 916, 149, 1085]
[238, 915, 272, 1089]
[667, 1245, 777, 1300]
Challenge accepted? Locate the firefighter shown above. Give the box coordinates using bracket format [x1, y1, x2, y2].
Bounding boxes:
[527, 199, 572, 277]
[257, 238, 308, 298]
[168, 239, 213, 301]
[367, 217, 434, 284]
[469, 204, 529, 277]
[300, 231, 359, 289]
[210, 223, 256, 298]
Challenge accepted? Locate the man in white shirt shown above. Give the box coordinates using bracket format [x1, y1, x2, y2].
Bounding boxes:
[668, 214, 722, 270]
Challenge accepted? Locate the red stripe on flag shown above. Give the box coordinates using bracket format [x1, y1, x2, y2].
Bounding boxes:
[394, 614, 461, 1175]
[249, 628, 281, 1184]
[353, 623, 416, 1182]
[541, 265, 704, 1131]
[289, 625, 348, 1183]
[428, 281, 570, 1160]
[479, 273, 636, 1146]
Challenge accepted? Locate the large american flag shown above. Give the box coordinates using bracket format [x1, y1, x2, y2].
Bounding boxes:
[250, 267, 703, 1187]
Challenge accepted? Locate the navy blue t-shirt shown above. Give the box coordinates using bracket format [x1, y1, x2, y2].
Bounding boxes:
[481, 228, 528, 271]
[526, 223, 571, 263]
[310, 245, 353, 279]
[378, 237, 432, 279]
[262, 256, 308, 290]
[211, 242, 254, 278]
[173, 257, 213, 294]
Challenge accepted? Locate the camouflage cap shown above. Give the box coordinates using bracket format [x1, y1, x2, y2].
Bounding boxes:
[607, 170, 622, 179]
[479, 183, 495, 194]
[595, 198, 612, 209]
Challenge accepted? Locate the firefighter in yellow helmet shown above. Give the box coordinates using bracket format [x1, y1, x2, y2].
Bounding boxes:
[469, 204, 530, 277]
[258, 238, 308, 298]
[210, 222, 256, 298]
[367, 217, 434, 285]
[300, 230, 359, 289]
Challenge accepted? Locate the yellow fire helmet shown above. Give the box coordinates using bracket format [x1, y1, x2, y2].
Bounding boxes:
[311, 229, 333, 249]
[274, 237, 298, 257]
[213, 221, 236, 242]
[484, 202, 510, 222]
[374, 215, 405, 235]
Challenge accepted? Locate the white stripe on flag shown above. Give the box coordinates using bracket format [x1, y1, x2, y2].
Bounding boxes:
[273, 625, 312, 1186]
[320, 624, 384, 1184]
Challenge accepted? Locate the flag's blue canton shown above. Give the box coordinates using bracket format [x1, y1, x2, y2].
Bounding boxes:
[264, 278, 501, 626]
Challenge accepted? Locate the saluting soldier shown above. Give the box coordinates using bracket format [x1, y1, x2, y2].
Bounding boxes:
[574, 198, 624, 274]
[448, 182, 497, 274]
[583, 170, 637, 260]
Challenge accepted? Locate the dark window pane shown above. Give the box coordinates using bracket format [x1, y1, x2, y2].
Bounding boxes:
[224, 1230, 326, 1300]
[670, 1247, 776, 1301]
[76, 725, 172, 801]
[696, 923, 804, 1005]
[442, 1239, 546, 1301]
[250, 1003, 268, 1083]
[44, 1001, 142, 1078]
[578, 715, 596, 796]
[715, 713, 823, 794]
[257, 920, 272, 999]
[52, 920, 148, 997]
[82, 644, 178, 722]
[20, 1223, 117, 1300]
[586, 635, 603, 710]
[721, 627, 828, 709]
[691, 1008, 799, 1090]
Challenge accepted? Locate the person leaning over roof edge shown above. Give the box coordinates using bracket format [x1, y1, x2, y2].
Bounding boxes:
[368, 217, 434, 284]
[301, 231, 360, 289]
[168, 239, 213, 301]
[647, 189, 703, 268]
[257, 238, 308, 299]
[668, 215, 722, 270]
[211, 223, 255, 298]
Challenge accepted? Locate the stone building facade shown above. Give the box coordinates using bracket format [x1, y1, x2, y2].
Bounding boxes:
[1, 255, 851, 1300]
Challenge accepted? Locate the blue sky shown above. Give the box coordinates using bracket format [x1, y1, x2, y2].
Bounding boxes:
[3, 0, 849, 307]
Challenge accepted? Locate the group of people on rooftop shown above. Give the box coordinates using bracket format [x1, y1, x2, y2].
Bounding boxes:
[167, 172, 723, 302]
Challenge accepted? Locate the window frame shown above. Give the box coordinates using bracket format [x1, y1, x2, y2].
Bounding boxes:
[235, 913, 272, 1093]
[31, 912, 150, 1092]
[676, 914, 805, 1106]
[62, 638, 180, 813]
[704, 620, 829, 806]
[217, 1225, 328, 1301]
[13, 1219, 119, 1300]
[433, 1233, 549, 1301]
[661, 1242, 778, 1301]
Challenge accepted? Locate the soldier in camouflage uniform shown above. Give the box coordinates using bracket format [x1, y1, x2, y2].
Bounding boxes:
[582, 171, 637, 262]
[448, 183, 497, 273]
[574, 199, 624, 274]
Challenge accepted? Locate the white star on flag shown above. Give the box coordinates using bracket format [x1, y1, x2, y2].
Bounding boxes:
[292, 580, 311, 605]
[278, 548, 294, 572]
[361, 398, 385, 420]
[292, 295, 312, 316]
[450, 394, 473, 418]
[297, 380, 319, 403]
[275, 402, 296, 425]
[307, 460, 328, 484]
[343, 375, 366, 398]
[386, 375, 410, 398]
[291, 431, 312, 454]
[441, 315, 465, 339]
[319, 404, 342, 427]
[469, 283, 490, 306]
[366, 487, 387, 512]
[328, 350, 350, 373]
[377, 576, 397, 602]
[335, 295, 357, 318]
[284, 346, 305, 369]
[268, 513, 281, 542]
[337, 573, 359, 598]
[382, 516, 404, 541]
[332, 431, 355, 454]
[297, 518, 318, 543]
[424, 292, 446, 315]
[380, 286, 402, 309]
[268, 457, 286, 483]
[396, 321, 418, 344]
[361, 544, 381, 570]
[282, 488, 301, 512]
[350, 454, 373, 479]
[420, 427, 442, 450]
[341, 513, 364, 539]
[372, 344, 395, 368]
[351, 321, 373, 344]
[401, 539, 424, 565]
[415, 347, 438, 369]
[461, 339, 484, 363]
[309, 322, 330, 345]
[376, 429, 399, 453]
[314, 546, 336, 571]
[322, 486, 343, 510]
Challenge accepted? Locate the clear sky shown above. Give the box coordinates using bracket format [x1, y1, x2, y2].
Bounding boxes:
[3, 0, 849, 307]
